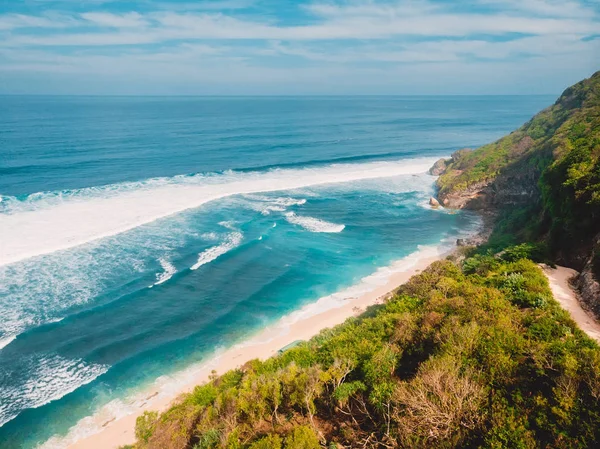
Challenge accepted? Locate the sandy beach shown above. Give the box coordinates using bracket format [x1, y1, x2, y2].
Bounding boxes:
[63, 250, 446, 449]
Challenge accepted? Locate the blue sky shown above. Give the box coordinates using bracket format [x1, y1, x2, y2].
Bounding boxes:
[0, 0, 598, 95]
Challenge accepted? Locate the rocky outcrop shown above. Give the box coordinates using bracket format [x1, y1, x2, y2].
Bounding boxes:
[449, 148, 472, 163]
[429, 149, 472, 177]
[574, 234, 600, 318]
[436, 151, 543, 211]
[429, 158, 449, 176]
[439, 180, 491, 209]
[429, 197, 440, 208]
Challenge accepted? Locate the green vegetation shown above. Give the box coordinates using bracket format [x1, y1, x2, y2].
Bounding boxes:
[438, 71, 600, 262]
[125, 255, 600, 449]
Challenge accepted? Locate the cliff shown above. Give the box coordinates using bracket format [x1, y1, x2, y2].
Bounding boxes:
[434, 70, 600, 308]
[438, 71, 600, 212]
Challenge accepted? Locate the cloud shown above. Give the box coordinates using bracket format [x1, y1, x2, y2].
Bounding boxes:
[477, 0, 598, 18]
[0, 12, 78, 30]
[80, 12, 149, 28]
[0, 0, 598, 94]
[2, 12, 597, 47]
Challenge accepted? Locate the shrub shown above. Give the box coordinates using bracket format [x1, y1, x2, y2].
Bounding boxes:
[501, 243, 549, 263]
[393, 357, 486, 448]
[284, 426, 320, 449]
[462, 253, 498, 275]
[249, 434, 282, 449]
[194, 429, 220, 449]
[135, 411, 159, 445]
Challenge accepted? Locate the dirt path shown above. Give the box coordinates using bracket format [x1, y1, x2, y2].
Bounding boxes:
[542, 265, 600, 342]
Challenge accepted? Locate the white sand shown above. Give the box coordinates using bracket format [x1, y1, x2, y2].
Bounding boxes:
[64, 253, 445, 449]
[542, 265, 600, 342]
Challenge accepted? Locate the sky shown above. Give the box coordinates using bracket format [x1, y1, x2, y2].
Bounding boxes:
[0, 0, 598, 95]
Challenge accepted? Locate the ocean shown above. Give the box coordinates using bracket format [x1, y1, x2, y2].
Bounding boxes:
[0, 95, 553, 448]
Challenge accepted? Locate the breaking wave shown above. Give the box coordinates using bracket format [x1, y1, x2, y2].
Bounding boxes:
[190, 233, 244, 270]
[0, 157, 437, 267]
[0, 354, 108, 427]
[284, 212, 345, 233]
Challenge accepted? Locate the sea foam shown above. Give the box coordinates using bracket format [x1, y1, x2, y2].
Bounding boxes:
[191, 232, 243, 270]
[150, 258, 177, 287]
[0, 335, 16, 351]
[284, 212, 345, 233]
[0, 354, 108, 428]
[0, 157, 438, 267]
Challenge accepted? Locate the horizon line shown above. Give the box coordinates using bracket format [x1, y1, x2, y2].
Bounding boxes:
[0, 93, 557, 98]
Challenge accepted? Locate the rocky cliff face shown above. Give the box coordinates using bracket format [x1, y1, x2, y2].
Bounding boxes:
[438, 153, 543, 210]
[431, 71, 600, 308]
[575, 234, 600, 319]
[429, 158, 449, 176]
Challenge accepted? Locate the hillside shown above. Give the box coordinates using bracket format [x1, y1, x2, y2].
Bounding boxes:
[124, 257, 600, 449]
[436, 71, 600, 313]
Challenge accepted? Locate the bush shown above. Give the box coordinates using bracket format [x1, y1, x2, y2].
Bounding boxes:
[249, 434, 282, 449]
[194, 429, 220, 449]
[462, 253, 499, 275]
[501, 243, 549, 263]
[393, 357, 486, 448]
[135, 411, 159, 445]
[284, 426, 320, 449]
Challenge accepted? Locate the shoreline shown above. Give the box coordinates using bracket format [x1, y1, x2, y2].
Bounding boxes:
[57, 246, 451, 449]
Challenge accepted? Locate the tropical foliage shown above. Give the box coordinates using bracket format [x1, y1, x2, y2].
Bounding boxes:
[124, 255, 600, 449]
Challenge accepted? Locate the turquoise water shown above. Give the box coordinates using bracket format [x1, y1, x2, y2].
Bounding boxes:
[0, 95, 552, 448]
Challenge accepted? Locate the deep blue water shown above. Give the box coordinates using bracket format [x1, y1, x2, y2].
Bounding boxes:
[0, 95, 552, 448]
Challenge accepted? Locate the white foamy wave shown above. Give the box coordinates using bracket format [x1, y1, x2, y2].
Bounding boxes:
[276, 197, 307, 207]
[191, 232, 243, 270]
[284, 212, 345, 233]
[0, 157, 439, 267]
[244, 196, 307, 215]
[201, 232, 220, 241]
[0, 213, 203, 353]
[248, 196, 307, 207]
[218, 221, 237, 230]
[150, 258, 176, 287]
[0, 354, 108, 427]
[0, 335, 16, 350]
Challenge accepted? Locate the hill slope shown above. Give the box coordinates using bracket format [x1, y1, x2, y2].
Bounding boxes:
[127, 258, 600, 449]
[436, 71, 600, 312]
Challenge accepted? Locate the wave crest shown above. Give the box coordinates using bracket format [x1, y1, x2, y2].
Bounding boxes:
[0, 354, 108, 427]
[284, 212, 345, 233]
[150, 258, 177, 287]
[191, 232, 243, 270]
[0, 157, 438, 267]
